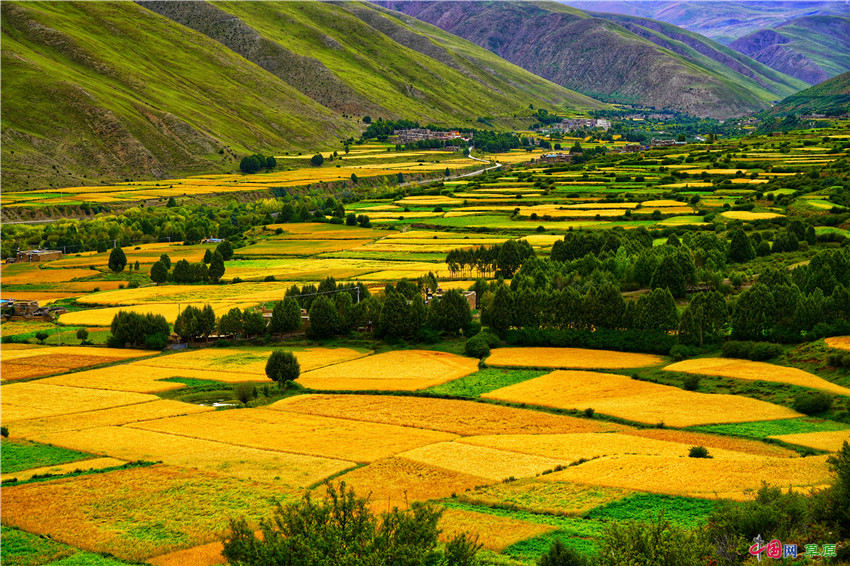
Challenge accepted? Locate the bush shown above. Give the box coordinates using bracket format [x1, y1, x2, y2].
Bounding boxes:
[793, 392, 833, 415]
[265, 350, 300, 387]
[76, 328, 89, 344]
[722, 340, 783, 361]
[688, 446, 711, 458]
[464, 334, 490, 359]
[1, 426, 8, 438]
[35, 331, 49, 344]
[669, 344, 697, 360]
[597, 512, 711, 566]
[682, 375, 701, 391]
[234, 383, 255, 405]
[584, 408, 595, 419]
[538, 539, 590, 566]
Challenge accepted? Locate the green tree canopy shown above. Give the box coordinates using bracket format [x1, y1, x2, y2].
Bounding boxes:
[208, 251, 225, 284]
[311, 153, 325, 166]
[265, 350, 300, 386]
[108, 246, 127, 273]
[306, 296, 339, 339]
[271, 297, 302, 334]
[150, 261, 168, 285]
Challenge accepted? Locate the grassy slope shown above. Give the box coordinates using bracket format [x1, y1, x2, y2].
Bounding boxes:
[0, 1, 352, 192]
[763, 71, 850, 116]
[774, 16, 850, 78]
[210, 1, 604, 122]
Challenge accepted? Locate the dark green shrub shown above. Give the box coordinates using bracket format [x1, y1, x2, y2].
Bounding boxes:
[584, 408, 595, 418]
[1, 426, 8, 438]
[669, 344, 697, 360]
[538, 539, 590, 566]
[35, 331, 49, 344]
[266, 350, 300, 387]
[688, 446, 711, 458]
[793, 392, 833, 415]
[464, 334, 490, 359]
[234, 383, 255, 405]
[683, 375, 701, 391]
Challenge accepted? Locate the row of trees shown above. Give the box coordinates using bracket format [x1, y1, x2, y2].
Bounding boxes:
[239, 153, 276, 174]
[445, 239, 535, 279]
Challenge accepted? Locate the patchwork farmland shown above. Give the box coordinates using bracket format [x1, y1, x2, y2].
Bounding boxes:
[2, 125, 850, 565]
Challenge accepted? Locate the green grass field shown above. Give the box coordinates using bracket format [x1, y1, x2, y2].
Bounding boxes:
[1, 440, 94, 474]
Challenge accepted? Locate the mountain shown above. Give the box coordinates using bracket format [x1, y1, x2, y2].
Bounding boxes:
[762, 71, 850, 117]
[730, 16, 850, 85]
[0, 1, 596, 192]
[561, 1, 846, 44]
[378, 1, 807, 118]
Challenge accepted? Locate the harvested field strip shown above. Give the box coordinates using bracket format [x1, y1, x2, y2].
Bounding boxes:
[485, 347, 663, 369]
[327, 457, 491, 511]
[770, 430, 850, 452]
[271, 394, 617, 436]
[0, 465, 294, 561]
[541, 454, 832, 500]
[129, 408, 457, 463]
[35, 426, 353, 488]
[664, 358, 850, 396]
[297, 350, 479, 391]
[0, 457, 127, 483]
[39, 366, 199, 393]
[147, 541, 227, 566]
[236, 239, 375, 256]
[58, 302, 258, 326]
[0, 346, 150, 362]
[398, 442, 567, 481]
[458, 433, 749, 462]
[458, 478, 630, 516]
[721, 211, 783, 220]
[438, 508, 556, 552]
[481, 370, 800, 427]
[8, 400, 214, 439]
[1, 383, 159, 422]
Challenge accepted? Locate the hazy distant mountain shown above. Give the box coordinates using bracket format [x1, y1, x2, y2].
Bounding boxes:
[379, 1, 807, 118]
[562, 1, 846, 44]
[730, 16, 850, 84]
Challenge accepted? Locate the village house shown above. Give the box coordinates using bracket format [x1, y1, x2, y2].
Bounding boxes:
[539, 153, 573, 164]
[14, 249, 63, 262]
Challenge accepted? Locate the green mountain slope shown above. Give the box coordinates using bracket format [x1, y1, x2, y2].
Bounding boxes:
[380, 1, 808, 118]
[730, 16, 850, 85]
[1, 1, 597, 192]
[762, 71, 850, 117]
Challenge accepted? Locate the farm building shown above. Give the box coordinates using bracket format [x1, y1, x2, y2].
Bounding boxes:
[15, 249, 62, 262]
[424, 288, 477, 310]
[540, 153, 573, 164]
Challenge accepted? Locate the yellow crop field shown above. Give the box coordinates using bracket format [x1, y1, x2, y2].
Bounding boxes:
[2, 383, 158, 422]
[296, 350, 479, 391]
[328, 457, 490, 510]
[721, 211, 783, 220]
[0, 457, 127, 483]
[398, 442, 568, 481]
[0, 343, 44, 351]
[458, 432, 747, 461]
[0, 345, 149, 362]
[459, 478, 630, 516]
[482, 370, 800, 427]
[139, 347, 368, 377]
[485, 347, 663, 369]
[439, 508, 555, 552]
[39, 365, 195, 393]
[8, 400, 213, 439]
[770, 430, 850, 452]
[79, 281, 301, 306]
[621, 428, 795, 458]
[265, 223, 394, 240]
[0, 267, 96, 285]
[58, 302, 257, 326]
[273, 394, 616, 436]
[237, 239, 374, 256]
[130, 408, 457, 463]
[825, 336, 850, 351]
[147, 542, 227, 566]
[0, 465, 295, 561]
[1, 349, 151, 382]
[665, 358, 850, 396]
[37, 426, 353, 488]
[542, 454, 832, 500]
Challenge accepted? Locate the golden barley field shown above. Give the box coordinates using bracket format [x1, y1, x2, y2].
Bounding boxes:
[665, 358, 850, 396]
[458, 479, 630, 517]
[458, 432, 749, 462]
[0, 457, 127, 483]
[721, 211, 783, 220]
[36, 426, 353, 488]
[2, 383, 159, 422]
[38, 365, 201, 393]
[482, 370, 801, 427]
[129, 408, 457, 463]
[58, 302, 258, 326]
[770, 430, 850, 452]
[147, 542, 227, 566]
[296, 350, 479, 391]
[620, 428, 795, 458]
[485, 347, 663, 370]
[7, 399, 214, 439]
[398, 442, 568, 481]
[0, 465, 294, 561]
[438, 508, 556, 552]
[137, 346, 367, 378]
[326, 457, 491, 511]
[78, 282, 300, 306]
[825, 336, 850, 351]
[542, 454, 832, 500]
[272, 394, 617, 436]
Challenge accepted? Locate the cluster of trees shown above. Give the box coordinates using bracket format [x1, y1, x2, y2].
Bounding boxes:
[472, 130, 524, 153]
[239, 153, 276, 174]
[150, 244, 228, 285]
[108, 311, 170, 349]
[361, 118, 420, 141]
[445, 239, 535, 278]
